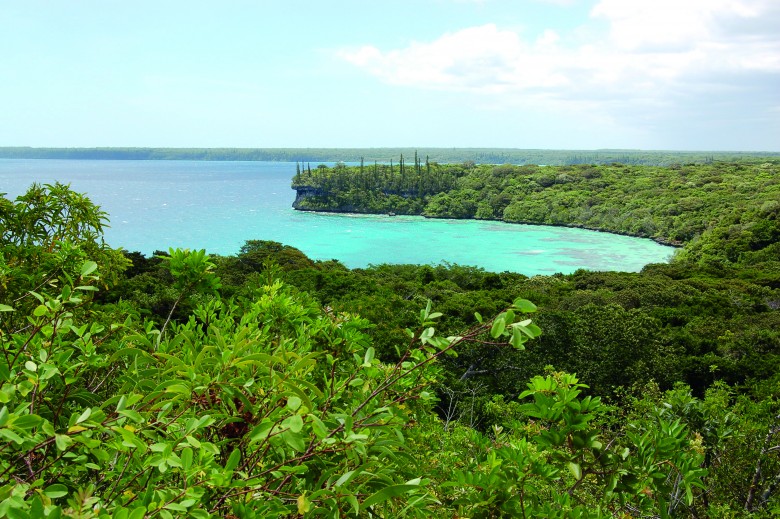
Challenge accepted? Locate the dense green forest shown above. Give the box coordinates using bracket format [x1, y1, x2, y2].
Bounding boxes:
[1, 168, 779, 517]
[293, 160, 780, 262]
[2, 146, 779, 166]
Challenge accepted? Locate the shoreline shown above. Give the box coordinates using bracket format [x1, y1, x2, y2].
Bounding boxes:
[292, 206, 684, 249]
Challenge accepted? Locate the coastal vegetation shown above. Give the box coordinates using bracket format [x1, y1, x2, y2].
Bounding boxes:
[292, 160, 780, 267]
[1, 171, 779, 517]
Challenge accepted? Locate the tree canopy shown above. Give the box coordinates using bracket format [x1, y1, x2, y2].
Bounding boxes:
[1, 180, 779, 517]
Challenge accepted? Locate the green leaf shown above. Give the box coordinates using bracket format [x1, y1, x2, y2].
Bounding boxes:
[76, 408, 92, 424]
[513, 298, 538, 313]
[282, 429, 306, 452]
[345, 432, 369, 443]
[0, 304, 13, 312]
[181, 447, 193, 471]
[225, 448, 241, 471]
[286, 396, 302, 412]
[510, 327, 526, 350]
[11, 414, 43, 430]
[567, 462, 582, 480]
[127, 507, 147, 519]
[490, 316, 506, 338]
[55, 434, 73, 451]
[0, 428, 25, 444]
[109, 347, 156, 363]
[309, 414, 328, 438]
[30, 496, 46, 518]
[285, 414, 304, 434]
[421, 300, 432, 322]
[118, 409, 145, 423]
[419, 327, 435, 344]
[361, 482, 422, 510]
[334, 470, 359, 488]
[516, 323, 542, 339]
[80, 261, 98, 277]
[44, 484, 69, 499]
[504, 309, 515, 324]
[248, 420, 274, 442]
[347, 495, 360, 515]
[363, 347, 375, 366]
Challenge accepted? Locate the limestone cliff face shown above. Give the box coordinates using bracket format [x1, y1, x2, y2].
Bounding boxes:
[292, 186, 373, 213]
[292, 186, 325, 209]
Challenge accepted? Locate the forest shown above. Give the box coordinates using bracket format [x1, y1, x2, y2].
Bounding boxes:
[1, 147, 778, 166]
[292, 159, 780, 251]
[1, 158, 779, 517]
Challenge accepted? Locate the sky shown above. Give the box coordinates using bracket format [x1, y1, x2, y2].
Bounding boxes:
[1, 0, 778, 151]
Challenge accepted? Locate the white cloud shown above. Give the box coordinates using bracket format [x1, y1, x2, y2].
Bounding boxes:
[592, 0, 780, 58]
[337, 24, 571, 94]
[336, 0, 780, 133]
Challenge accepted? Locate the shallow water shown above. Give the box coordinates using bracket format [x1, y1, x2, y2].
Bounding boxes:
[0, 159, 674, 275]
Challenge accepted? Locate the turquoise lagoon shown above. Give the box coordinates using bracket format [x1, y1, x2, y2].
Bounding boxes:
[0, 159, 675, 275]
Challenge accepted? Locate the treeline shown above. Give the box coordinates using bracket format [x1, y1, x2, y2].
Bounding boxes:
[292, 155, 464, 214]
[2, 183, 780, 516]
[2, 146, 778, 165]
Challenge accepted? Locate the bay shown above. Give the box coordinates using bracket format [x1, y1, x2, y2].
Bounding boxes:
[0, 159, 675, 275]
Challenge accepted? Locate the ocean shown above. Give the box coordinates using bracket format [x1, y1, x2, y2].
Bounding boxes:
[0, 159, 674, 275]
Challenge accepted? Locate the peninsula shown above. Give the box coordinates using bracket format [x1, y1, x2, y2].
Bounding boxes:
[292, 158, 780, 259]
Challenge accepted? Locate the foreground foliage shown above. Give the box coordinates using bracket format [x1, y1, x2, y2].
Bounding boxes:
[2, 184, 779, 517]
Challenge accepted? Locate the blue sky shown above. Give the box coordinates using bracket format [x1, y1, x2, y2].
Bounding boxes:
[2, 0, 778, 151]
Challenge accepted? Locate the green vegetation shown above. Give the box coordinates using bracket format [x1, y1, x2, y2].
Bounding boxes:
[2, 147, 779, 165]
[293, 160, 780, 268]
[2, 181, 779, 517]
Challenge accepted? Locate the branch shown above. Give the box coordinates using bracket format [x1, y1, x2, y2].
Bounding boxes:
[746, 413, 780, 511]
